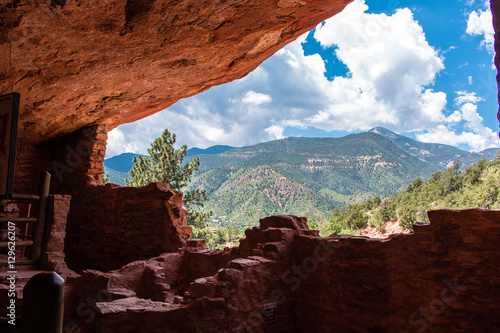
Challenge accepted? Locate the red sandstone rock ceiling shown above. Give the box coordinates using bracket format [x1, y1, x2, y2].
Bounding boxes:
[0, 0, 352, 144]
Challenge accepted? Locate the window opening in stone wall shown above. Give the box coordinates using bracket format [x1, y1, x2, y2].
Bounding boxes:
[104, 0, 499, 247]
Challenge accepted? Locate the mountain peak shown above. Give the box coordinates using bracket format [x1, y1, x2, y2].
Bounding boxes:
[367, 127, 484, 164]
[186, 145, 236, 157]
[368, 127, 397, 137]
[369, 127, 391, 133]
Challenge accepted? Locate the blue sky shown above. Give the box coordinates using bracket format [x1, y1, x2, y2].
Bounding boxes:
[107, 0, 499, 158]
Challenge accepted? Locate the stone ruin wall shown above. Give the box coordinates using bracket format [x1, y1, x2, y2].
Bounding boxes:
[6, 123, 192, 273]
[60, 213, 499, 332]
[48, 125, 193, 272]
[3, 204, 498, 331]
[293, 209, 500, 332]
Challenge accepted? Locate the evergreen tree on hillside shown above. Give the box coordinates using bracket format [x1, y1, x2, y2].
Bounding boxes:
[126, 129, 212, 228]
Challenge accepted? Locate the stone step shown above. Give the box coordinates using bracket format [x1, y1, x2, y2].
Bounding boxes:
[263, 241, 286, 253]
[188, 276, 218, 298]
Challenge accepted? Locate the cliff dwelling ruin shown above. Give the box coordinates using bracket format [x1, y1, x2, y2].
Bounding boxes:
[0, 0, 499, 332]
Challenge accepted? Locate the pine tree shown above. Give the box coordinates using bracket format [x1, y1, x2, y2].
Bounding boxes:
[102, 167, 110, 185]
[126, 129, 212, 228]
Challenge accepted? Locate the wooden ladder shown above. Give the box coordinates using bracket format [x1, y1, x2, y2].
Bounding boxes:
[0, 172, 51, 267]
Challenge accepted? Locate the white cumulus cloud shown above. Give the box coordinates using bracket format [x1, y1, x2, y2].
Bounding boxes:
[302, 0, 446, 132]
[455, 91, 483, 105]
[242, 91, 272, 105]
[106, 128, 140, 157]
[466, 2, 494, 55]
[416, 91, 499, 151]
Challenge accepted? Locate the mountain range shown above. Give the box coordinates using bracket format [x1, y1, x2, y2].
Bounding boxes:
[104, 128, 498, 226]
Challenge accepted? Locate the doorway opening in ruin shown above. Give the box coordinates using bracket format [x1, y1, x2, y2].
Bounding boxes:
[103, 0, 499, 245]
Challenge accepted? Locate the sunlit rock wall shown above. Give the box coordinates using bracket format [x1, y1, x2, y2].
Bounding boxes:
[494, 0, 500, 131]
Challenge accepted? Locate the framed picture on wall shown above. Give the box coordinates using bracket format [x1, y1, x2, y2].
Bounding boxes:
[0, 93, 20, 198]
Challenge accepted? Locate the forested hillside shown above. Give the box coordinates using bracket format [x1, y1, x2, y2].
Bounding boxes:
[318, 157, 500, 236]
[187, 132, 439, 225]
[191, 166, 336, 226]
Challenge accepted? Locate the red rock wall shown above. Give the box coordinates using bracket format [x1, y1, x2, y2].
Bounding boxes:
[0, 0, 353, 148]
[14, 143, 42, 194]
[46, 124, 107, 191]
[293, 209, 500, 332]
[14, 124, 106, 194]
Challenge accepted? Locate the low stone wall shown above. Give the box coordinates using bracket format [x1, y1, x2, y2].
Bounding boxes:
[40, 194, 76, 277]
[293, 209, 500, 332]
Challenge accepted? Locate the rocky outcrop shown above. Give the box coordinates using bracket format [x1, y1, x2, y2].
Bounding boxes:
[0, 0, 352, 146]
